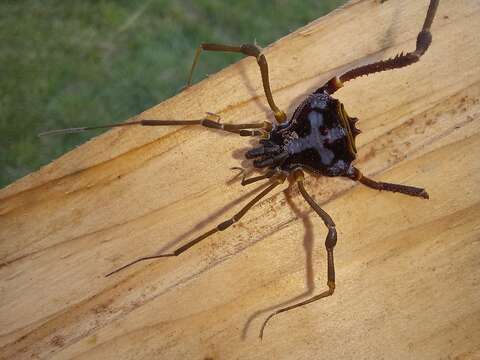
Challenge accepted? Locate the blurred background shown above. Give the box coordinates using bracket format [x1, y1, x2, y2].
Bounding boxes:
[1, 0, 347, 188]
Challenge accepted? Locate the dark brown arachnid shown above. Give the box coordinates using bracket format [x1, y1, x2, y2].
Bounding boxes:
[41, 0, 439, 339]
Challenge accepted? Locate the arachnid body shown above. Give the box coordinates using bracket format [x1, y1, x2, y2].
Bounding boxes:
[247, 93, 359, 177]
[41, 0, 439, 339]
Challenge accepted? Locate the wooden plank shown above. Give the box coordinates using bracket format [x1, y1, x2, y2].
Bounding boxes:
[1, 0, 479, 358]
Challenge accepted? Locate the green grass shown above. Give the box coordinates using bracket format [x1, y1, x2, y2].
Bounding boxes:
[0, 0, 347, 188]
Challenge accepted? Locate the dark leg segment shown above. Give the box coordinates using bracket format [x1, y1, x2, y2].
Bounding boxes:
[253, 152, 288, 169]
[39, 113, 268, 137]
[350, 167, 429, 199]
[106, 173, 286, 277]
[317, 0, 440, 94]
[187, 43, 287, 123]
[260, 170, 337, 339]
[231, 167, 277, 186]
[245, 144, 282, 159]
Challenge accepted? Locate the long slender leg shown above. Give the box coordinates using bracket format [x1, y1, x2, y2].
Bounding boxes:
[231, 167, 277, 186]
[260, 170, 337, 339]
[106, 173, 286, 277]
[318, 0, 440, 94]
[187, 43, 287, 123]
[39, 113, 269, 137]
[349, 167, 429, 199]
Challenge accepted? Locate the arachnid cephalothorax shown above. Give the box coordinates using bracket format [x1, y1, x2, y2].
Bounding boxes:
[40, 0, 439, 339]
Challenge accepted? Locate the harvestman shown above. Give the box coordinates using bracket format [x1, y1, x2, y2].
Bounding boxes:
[41, 0, 440, 338]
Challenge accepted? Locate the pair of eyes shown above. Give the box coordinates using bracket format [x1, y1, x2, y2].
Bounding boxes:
[320, 128, 329, 136]
[319, 126, 344, 138]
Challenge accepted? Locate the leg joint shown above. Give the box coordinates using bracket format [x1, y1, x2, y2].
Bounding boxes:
[240, 43, 262, 58]
[274, 111, 287, 123]
[217, 219, 234, 231]
[325, 226, 337, 249]
[350, 167, 362, 181]
[327, 280, 335, 294]
[415, 30, 432, 56]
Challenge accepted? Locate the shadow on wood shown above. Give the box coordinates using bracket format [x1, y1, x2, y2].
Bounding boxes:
[1, 0, 479, 359]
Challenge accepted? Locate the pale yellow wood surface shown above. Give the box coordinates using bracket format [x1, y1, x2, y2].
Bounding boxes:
[1, 0, 479, 359]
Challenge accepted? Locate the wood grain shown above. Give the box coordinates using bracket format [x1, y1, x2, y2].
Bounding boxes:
[1, 0, 479, 359]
